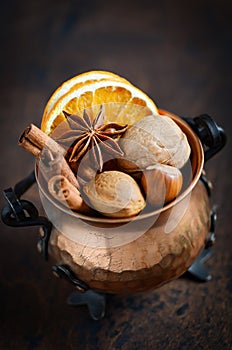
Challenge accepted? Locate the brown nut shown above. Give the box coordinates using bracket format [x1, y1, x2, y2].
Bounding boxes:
[117, 157, 140, 173]
[82, 170, 146, 218]
[141, 163, 183, 207]
[77, 158, 97, 182]
[119, 114, 191, 170]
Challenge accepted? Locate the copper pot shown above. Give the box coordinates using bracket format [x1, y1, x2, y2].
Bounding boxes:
[36, 110, 216, 294]
[2, 109, 225, 296]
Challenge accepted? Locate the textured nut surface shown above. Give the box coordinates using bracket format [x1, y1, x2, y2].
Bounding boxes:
[83, 170, 146, 217]
[119, 114, 191, 170]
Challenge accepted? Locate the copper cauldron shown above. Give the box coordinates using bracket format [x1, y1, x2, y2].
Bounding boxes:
[2, 110, 226, 298]
[30, 110, 224, 294]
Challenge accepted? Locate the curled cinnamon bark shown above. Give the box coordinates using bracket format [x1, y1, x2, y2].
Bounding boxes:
[48, 175, 90, 213]
[18, 124, 79, 189]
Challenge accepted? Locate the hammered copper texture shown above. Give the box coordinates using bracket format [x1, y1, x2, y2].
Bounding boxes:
[49, 181, 210, 294]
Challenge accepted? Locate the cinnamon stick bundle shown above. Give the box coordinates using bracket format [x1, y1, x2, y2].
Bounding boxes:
[19, 124, 79, 189]
[48, 175, 90, 213]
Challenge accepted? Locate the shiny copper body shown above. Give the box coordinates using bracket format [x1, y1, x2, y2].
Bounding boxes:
[37, 110, 211, 294]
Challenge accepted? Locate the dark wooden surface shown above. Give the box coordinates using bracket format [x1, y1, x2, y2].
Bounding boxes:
[0, 1, 231, 349]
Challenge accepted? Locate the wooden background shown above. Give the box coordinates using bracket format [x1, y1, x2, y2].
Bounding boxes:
[0, 0, 231, 349]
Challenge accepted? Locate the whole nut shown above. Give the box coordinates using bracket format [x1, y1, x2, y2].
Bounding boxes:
[141, 163, 183, 207]
[119, 114, 191, 171]
[82, 170, 146, 218]
[77, 157, 97, 182]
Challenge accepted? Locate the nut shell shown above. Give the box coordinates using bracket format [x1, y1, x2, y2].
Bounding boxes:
[141, 163, 183, 207]
[119, 114, 191, 170]
[82, 170, 146, 218]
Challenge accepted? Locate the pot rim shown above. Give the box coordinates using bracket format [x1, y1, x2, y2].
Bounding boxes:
[35, 109, 204, 224]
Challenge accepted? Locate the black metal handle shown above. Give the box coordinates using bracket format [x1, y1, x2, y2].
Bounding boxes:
[52, 264, 89, 293]
[183, 114, 226, 162]
[1, 171, 52, 260]
[1, 173, 90, 293]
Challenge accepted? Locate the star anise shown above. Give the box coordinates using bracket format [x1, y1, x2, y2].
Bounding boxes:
[55, 105, 128, 172]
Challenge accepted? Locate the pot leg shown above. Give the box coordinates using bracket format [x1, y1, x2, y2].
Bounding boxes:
[67, 290, 106, 321]
[52, 264, 106, 320]
[187, 248, 213, 281]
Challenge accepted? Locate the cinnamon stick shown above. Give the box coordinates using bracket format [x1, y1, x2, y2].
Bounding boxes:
[19, 124, 79, 189]
[19, 124, 63, 156]
[48, 175, 90, 213]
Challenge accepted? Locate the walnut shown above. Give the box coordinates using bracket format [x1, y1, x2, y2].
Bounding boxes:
[118, 114, 191, 172]
[82, 170, 146, 218]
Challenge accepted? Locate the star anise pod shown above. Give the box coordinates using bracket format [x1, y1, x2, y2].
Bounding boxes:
[55, 105, 128, 172]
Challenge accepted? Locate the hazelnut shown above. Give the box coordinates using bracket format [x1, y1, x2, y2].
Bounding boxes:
[82, 170, 146, 218]
[141, 163, 183, 207]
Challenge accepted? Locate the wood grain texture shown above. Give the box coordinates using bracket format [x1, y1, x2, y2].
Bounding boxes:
[0, 0, 231, 349]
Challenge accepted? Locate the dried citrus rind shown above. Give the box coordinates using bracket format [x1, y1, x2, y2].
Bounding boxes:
[41, 71, 158, 135]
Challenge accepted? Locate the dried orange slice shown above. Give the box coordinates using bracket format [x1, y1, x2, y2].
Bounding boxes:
[41, 73, 158, 135]
[43, 70, 131, 119]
